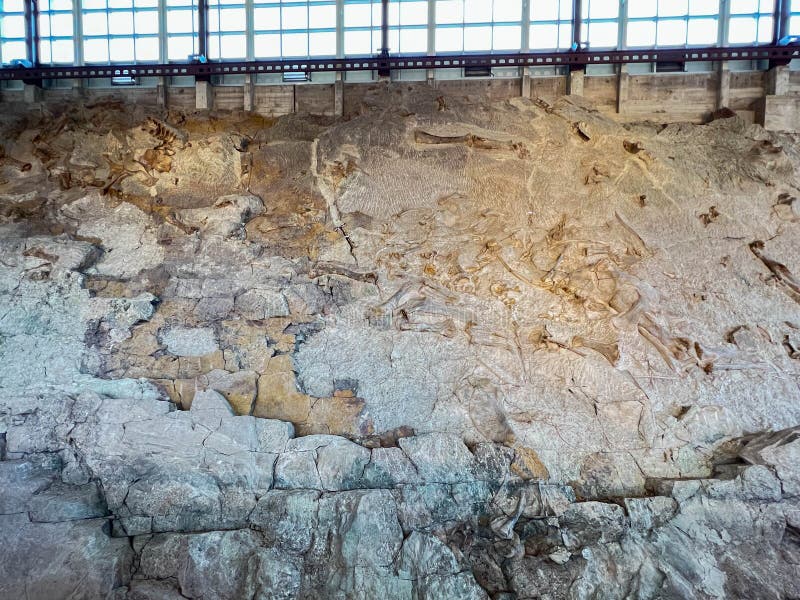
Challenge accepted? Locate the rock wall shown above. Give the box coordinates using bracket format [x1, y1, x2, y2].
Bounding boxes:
[0, 85, 798, 598]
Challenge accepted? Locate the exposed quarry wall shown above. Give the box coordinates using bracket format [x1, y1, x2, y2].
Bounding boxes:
[2, 64, 800, 129]
[0, 84, 799, 599]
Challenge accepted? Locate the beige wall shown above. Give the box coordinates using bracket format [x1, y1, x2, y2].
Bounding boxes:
[1, 67, 797, 131]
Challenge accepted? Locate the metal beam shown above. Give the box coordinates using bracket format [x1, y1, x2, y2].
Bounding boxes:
[773, 0, 791, 44]
[572, 0, 582, 50]
[378, 0, 390, 76]
[198, 0, 208, 59]
[24, 0, 40, 66]
[1, 45, 797, 81]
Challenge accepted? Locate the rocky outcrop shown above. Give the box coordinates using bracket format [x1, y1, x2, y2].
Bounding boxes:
[0, 87, 798, 597]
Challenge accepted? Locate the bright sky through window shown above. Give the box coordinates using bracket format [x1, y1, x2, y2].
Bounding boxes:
[0, 0, 792, 65]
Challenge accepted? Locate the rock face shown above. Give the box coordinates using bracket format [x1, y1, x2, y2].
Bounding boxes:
[0, 85, 798, 598]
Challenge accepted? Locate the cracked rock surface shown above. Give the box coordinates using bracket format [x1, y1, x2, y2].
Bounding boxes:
[0, 85, 799, 598]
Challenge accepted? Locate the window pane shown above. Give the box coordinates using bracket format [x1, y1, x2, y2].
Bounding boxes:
[52, 13, 74, 35]
[372, 25, 382, 50]
[254, 7, 280, 29]
[586, 21, 618, 47]
[168, 35, 196, 60]
[40, 42, 53, 63]
[3, 0, 25, 11]
[659, 0, 689, 17]
[345, 29, 372, 54]
[2, 15, 26, 38]
[492, 24, 520, 49]
[309, 4, 336, 29]
[464, 0, 492, 23]
[657, 19, 687, 45]
[627, 20, 656, 46]
[39, 16, 53, 38]
[136, 36, 159, 60]
[282, 5, 308, 30]
[1, 40, 27, 62]
[464, 25, 491, 50]
[757, 15, 773, 41]
[400, 1, 428, 26]
[435, 26, 462, 51]
[687, 17, 718, 44]
[728, 16, 757, 42]
[220, 34, 246, 57]
[689, 0, 719, 15]
[309, 30, 336, 55]
[559, 22, 572, 47]
[588, 0, 618, 19]
[730, 0, 759, 12]
[531, 2, 559, 21]
[399, 27, 427, 52]
[219, 8, 245, 31]
[344, 3, 372, 27]
[435, 0, 463, 24]
[282, 32, 308, 56]
[51, 39, 74, 62]
[493, 0, 521, 22]
[83, 13, 109, 36]
[135, 11, 159, 34]
[629, 0, 657, 19]
[109, 11, 134, 35]
[167, 10, 195, 33]
[530, 23, 559, 49]
[387, 28, 400, 51]
[109, 37, 134, 61]
[254, 33, 280, 57]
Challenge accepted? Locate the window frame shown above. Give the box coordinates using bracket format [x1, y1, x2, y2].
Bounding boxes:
[624, 0, 722, 49]
[433, 0, 524, 55]
[80, 0, 161, 65]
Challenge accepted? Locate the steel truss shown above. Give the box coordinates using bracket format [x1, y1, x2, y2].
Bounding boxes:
[0, 44, 797, 82]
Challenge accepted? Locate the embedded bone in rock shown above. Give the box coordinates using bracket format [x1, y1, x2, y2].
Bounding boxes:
[0, 87, 799, 600]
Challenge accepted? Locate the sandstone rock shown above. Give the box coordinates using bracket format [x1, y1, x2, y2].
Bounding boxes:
[176, 194, 265, 238]
[249, 490, 320, 553]
[63, 196, 163, 278]
[2, 91, 800, 600]
[398, 433, 476, 484]
[199, 368, 258, 414]
[28, 481, 109, 522]
[740, 427, 800, 497]
[315, 436, 371, 490]
[235, 288, 290, 319]
[159, 326, 218, 357]
[363, 446, 420, 487]
[253, 354, 313, 423]
[0, 515, 133, 599]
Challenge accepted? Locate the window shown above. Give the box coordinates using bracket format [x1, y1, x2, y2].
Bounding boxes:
[343, 0, 381, 55]
[434, 0, 522, 54]
[388, 0, 427, 54]
[39, 0, 75, 63]
[529, 0, 573, 50]
[82, 0, 160, 63]
[208, 0, 246, 59]
[626, 0, 720, 48]
[728, 0, 774, 44]
[1, 0, 27, 64]
[789, 0, 800, 36]
[581, 0, 620, 48]
[166, 0, 198, 61]
[254, 0, 337, 59]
